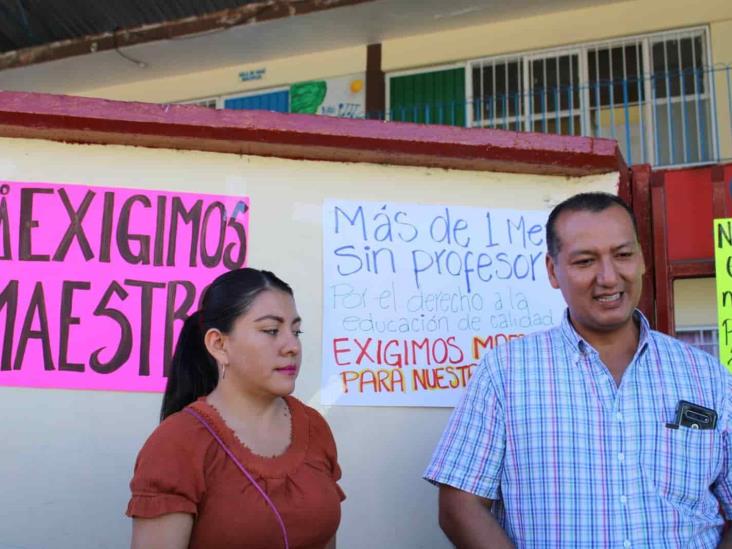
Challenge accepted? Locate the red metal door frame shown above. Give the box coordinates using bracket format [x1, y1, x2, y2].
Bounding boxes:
[649, 164, 728, 335]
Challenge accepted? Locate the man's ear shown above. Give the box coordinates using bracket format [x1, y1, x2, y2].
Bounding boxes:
[545, 253, 561, 289]
[204, 328, 228, 365]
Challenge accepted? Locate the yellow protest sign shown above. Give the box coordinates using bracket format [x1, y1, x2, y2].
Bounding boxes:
[715, 218, 732, 372]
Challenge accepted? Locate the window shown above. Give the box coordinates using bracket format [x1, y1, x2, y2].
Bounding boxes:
[651, 33, 713, 165]
[468, 27, 713, 166]
[180, 97, 219, 108]
[389, 66, 466, 126]
[587, 42, 645, 165]
[223, 88, 290, 113]
[526, 51, 581, 135]
[472, 58, 522, 130]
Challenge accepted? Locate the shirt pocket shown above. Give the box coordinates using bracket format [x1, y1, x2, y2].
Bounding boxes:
[640, 425, 721, 515]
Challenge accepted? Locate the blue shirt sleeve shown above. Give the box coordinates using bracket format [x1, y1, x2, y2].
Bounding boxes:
[713, 375, 732, 518]
[423, 351, 506, 500]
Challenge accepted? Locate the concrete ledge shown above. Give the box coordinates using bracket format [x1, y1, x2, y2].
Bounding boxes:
[0, 91, 624, 176]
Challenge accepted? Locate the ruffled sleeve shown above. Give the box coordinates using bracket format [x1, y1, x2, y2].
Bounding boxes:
[126, 411, 209, 518]
[304, 404, 346, 502]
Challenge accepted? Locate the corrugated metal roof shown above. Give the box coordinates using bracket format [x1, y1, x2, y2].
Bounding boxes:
[0, 0, 263, 53]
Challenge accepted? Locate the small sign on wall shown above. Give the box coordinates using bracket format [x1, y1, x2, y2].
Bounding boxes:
[239, 68, 266, 81]
[0, 180, 249, 392]
[714, 218, 732, 371]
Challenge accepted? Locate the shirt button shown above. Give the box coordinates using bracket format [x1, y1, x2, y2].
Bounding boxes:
[616, 412, 623, 421]
[620, 495, 627, 504]
[618, 452, 625, 462]
[624, 540, 631, 548]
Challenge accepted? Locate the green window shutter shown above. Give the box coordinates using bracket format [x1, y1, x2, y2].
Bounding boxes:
[389, 67, 466, 127]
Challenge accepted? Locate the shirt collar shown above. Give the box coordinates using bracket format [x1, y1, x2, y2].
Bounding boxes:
[559, 308, 652, 359]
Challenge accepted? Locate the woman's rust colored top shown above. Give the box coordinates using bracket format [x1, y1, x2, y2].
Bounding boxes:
[127, 396, 345, 549]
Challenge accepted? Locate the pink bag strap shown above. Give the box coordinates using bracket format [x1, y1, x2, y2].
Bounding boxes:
[184, 407, 289, 549]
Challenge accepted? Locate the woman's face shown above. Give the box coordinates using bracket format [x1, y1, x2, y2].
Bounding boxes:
[219, 289, 302, 398]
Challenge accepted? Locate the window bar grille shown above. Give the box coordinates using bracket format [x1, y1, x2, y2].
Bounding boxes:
[525, 64, 531, 133]
[651, 71, 661, 163]
[479, 60, 485, 127]
[567, 85, 573, 135]
[636, 43, 646, 163]
[540, 60, 547, 133]
[503, 61, 509, 129]
[621, 45, 632, 164]
[609, 48, 617, 140]
[680, 67, 690, 163]
[552, 58, 558, 133]
[691, 36, 705, 160]
[568, 56, 575, 135]
[491, 59, 497, 128]
[642, 37, 655, 165]
[463, 29, 712, 164]
[696, 68, 707, 160]
[662, 44, 675, 164]
[677, 39, 689, 164]
[709, 64, 721, 161]
[502, 92, 508, 130]
[554, 84, 561, 134]
[594, 46, 602, 138]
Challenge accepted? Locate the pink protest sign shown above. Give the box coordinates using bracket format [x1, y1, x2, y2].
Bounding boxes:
[0, 180, 249, 392]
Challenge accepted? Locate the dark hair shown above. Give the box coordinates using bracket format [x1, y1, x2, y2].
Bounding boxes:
[546, 192, 638, 258]
[160, 268, 293, 420]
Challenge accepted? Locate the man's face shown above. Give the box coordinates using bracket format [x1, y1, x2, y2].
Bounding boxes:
[546, 205, 645, 341]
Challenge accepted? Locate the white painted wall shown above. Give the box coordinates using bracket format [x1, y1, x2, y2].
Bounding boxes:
[0, 136, 618, 549]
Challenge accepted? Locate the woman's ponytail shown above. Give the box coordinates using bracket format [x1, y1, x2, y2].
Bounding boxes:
[160, 311, 218, 421]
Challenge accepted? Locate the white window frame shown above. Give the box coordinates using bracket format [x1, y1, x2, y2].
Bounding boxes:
[466, 54, 523, 131]
[465, 25, 714, 166]
[522, 48, 585, 135]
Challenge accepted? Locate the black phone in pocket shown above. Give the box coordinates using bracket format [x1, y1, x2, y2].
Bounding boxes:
[672, 400, 717, 430]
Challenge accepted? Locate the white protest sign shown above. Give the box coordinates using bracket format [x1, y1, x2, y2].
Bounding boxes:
[321, 200, 566, 407]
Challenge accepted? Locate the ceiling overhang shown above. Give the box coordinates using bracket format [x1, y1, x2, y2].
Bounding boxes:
[0, 0, 374, 71]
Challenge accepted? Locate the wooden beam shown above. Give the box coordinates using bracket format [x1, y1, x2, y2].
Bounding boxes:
[365, 43, 385, 119]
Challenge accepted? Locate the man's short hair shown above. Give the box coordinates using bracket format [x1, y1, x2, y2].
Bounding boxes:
[546, 192, 638, 258]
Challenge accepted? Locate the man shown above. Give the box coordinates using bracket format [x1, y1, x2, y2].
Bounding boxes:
[424, 192, 732, 548]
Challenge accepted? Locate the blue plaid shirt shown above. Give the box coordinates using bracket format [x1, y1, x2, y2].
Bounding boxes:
[425, 310, 732, 548]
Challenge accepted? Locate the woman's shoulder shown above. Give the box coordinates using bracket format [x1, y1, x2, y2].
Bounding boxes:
[287, 396, 327, 426]
[136, 404, 213, 461]
[286, 396, 336, 448]
[128, 405, 210, 518]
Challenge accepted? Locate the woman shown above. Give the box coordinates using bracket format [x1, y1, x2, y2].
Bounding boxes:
[127, 268, 344, 549]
